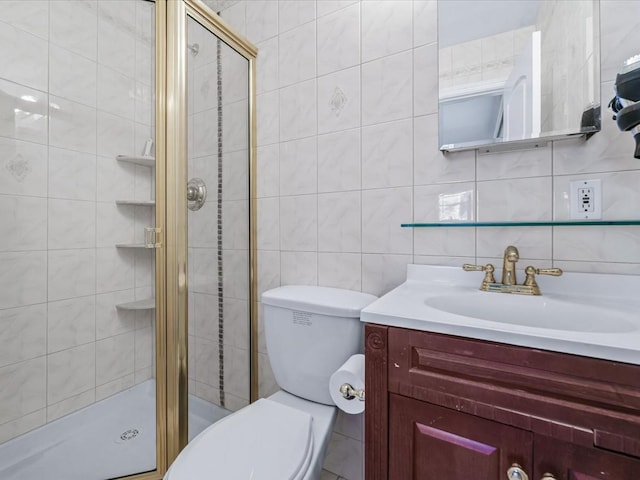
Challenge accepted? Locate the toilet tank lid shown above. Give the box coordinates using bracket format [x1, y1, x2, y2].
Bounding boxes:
[262, 286, 377, 318]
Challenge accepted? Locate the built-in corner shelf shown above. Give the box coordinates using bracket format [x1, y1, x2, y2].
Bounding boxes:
[401, 220, 640, 228]
[115, 200, 156, 207]
[115, 298, 155, 311]
[116, 155, 155, 168]
[115, 243, 148, 249]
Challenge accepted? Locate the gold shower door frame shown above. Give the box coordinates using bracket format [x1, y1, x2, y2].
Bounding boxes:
[131, 1, 258, 479]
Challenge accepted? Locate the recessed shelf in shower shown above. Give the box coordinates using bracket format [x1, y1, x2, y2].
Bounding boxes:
[116, 155, 156, 168]
[115, 298, 155, 311]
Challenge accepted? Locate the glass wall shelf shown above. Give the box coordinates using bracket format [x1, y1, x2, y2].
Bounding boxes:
[402, 220, 640, 228]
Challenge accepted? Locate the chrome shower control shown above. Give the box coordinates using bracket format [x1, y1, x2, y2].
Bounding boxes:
[187, 177, 207, 211]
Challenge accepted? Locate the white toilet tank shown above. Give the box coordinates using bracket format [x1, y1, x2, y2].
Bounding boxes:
[262, 286, 377, 405]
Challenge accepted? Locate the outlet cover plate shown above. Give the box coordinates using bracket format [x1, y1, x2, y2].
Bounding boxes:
[570, 179, 602, 219]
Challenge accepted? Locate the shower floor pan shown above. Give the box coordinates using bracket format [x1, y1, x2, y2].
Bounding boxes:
[0, 380, 230, 480]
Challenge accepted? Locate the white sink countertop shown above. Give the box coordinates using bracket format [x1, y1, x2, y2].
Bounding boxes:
[361, 264, 640, 365]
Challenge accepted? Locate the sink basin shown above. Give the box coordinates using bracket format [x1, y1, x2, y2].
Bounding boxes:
[361, 264, 640, 365]
[425, 292, 636, 333]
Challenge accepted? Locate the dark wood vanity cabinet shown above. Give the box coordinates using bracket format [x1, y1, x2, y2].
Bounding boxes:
[365, 324, 640, 480]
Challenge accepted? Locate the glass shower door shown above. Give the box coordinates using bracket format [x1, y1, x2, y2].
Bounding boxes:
[184, 14, 252, 442]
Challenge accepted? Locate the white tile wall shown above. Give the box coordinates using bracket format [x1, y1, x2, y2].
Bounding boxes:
[215, 1, 640, 479]
[0, 0, 155, 443]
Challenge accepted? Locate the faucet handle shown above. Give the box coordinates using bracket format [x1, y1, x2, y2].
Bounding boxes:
[533, 267, 563, 276]
[463, 263, 496, 286]
[523, 266, 563, 292]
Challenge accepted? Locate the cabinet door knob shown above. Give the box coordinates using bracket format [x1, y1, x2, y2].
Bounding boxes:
[507, 464, 530, 480]
[540, 474, 556, 480]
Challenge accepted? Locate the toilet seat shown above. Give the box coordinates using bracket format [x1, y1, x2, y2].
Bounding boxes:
[165, 398, 314, 480]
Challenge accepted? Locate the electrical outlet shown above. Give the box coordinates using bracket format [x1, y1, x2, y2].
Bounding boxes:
[570, 179, 601, 219]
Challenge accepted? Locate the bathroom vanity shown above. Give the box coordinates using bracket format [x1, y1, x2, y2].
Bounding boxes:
[361, 264, 640, 480]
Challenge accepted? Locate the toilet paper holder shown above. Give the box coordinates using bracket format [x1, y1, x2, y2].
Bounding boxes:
[339, 383, 365, 402]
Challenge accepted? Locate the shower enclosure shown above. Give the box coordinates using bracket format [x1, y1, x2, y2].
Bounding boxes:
[0, 1, 256, 478]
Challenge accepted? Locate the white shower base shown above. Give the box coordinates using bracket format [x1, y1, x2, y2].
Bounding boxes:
[0, 380, 230, 480]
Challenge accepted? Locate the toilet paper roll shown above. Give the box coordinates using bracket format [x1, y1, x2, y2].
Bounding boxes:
[329, 354, 365, 414]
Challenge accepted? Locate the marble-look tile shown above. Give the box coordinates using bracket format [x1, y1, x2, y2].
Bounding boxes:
[47, 296, 96, 353]
[97, 64, 136, 120]
[317, 3, 360, 76]
[361, 0, 412, 63]
[323, 432, 363, 480]
[0, 196, 47, 252]
[223, 150, 249, 201]
[317, 0, 359, 18]
[279, 0, 316, 33]
[600, 0, 640, 83]
[47, 389, 95, 422]
[47, 343, 95, 404]
[257, 250, 280, 297]
[96, 374, 135, 402]
[48, 249, 95, 301]
[414, 114, 475, 185]
[0, 408, 46, 444]
[50, 45, 97, 108]
[279, 21, 316, 88]
[414, 183, 475, 222]
[246, 0, 278, 44]
[281, 251, 318, 286]
[98, 2, 136, 78]
[0, 21, 48, 91]
[477, 177, 552, 222]
[222, 200, 249, 250]
[318, 253, 362, 291]
[362, 51, 413, 126]
[0, 357, 46, 425]
[413, 255, 472, 267]
[477, 145, 552, 180]
[223, 297, 249, 349]
[50, 0, 98, 61]
[96, 247, 135, 294]
[97, 202, 135, 247]
[192, 61, 217, 114]
[361, 187, 412, 254]
[189, 248, 218, 295]
[222, 100, 249, 153]
[0, 137, 47, 197]
[0, 80, 48, 145]
[334, 410, 363, 441]
[48, 199, 96, 249]
[0, 1, 49, 39]
[194, 292, 219, 341]
[552, 260, 640, 276]
[190, 108, 219, 158]
[279, 79, 317, 142]
[49, 96, 97, 155]
[280, 194, 318, 251]
[188, 207, 216, 249]
[362, 119, 412, 189]
[0, 251, 47, 309]
[318, 128, 361, 193]
[220, 1, 246, 37]
[195, 336, 220, 387]
[134, 326, 153, 371]
[0, 304, 46, 368]
[258, 352, 279, 398]
[225, 391, 250, 412]
[477, 227, 552, 261]
[257, 90, 280, 146]
[413, 43, 438, 116]
[223, 345, 249, 399]
[97, 111, 135, 158]
[554, 227, 640, 264]
[194, 381, 220, 406]
[280, 136, 317, 195]
[361, 253, 412, 296]
[222, 249, 249, 299]
[320, 470, 340, 480]
[96, 155, 136, 201]
[318, 66, 361, 135]
[95, 332, 135, 386]
[413, 227, 476, 258]
[256, 37, 279, 95]
[258, 197, 280, 250]
[188, 155, 217, 198]
[95, 290, 136, 340]
[413, 0, 437, 47]
[134, 81, 153, 125]
[49, 147, 97, 201]
[318, 191, 361, 252]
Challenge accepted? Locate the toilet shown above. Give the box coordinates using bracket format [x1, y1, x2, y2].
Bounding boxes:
[164, 285, 377, 480]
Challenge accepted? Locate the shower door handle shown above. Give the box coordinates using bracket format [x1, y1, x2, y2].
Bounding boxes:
[187, 178, 207, 211]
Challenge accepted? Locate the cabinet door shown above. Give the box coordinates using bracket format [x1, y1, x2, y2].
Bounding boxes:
[389, 394, 532, 479]
[534, 436, 640, 480]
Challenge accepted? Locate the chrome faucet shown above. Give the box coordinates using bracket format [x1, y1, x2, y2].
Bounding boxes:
[463, 245, 562, 295]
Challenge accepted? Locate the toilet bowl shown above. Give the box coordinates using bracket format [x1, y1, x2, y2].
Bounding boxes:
[164, 286, 377, 480]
